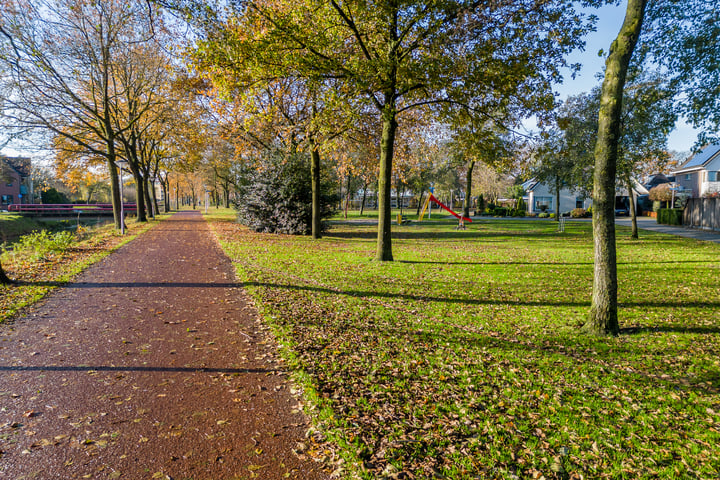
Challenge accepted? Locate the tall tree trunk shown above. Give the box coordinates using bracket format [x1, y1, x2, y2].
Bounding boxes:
[416, 190, 424, 216]
[144, 176, 154, 219]
[223, 181, 230, 208]
[108, 158, 122, 230]
[464, 160, 475, 219]
[376, 104, 397, 261]
[151, 178, 160, 217]
[132, 171, 147, 222]
[344, 175, 351, 219]
[585, 0, 646, 336]
[555, 180, 561, 222]
[360, 181, 368, 216]
[397, 177, 403, 216]
[0, 260, 12, 285]
[627, 175, 638, 239]
[309, 139, 321, 239]
[161, 178, 169, 213]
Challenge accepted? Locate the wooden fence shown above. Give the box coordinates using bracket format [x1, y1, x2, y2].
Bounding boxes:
[683, 198, 720, 231]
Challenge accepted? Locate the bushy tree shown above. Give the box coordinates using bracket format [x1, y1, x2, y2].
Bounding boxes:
[41, 187, 70, 204]
[235, 156, 337, 235]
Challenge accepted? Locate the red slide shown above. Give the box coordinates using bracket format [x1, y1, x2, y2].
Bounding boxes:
[429, 194, 472, 222]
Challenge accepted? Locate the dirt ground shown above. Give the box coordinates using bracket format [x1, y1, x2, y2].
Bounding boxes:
[0, 211, 329, 480]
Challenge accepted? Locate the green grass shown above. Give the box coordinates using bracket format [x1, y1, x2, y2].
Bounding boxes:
[207, 212, 720, 479]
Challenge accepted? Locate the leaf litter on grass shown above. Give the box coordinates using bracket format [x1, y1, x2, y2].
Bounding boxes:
[209, 213, 720, 479]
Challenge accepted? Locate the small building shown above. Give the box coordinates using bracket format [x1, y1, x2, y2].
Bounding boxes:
[1, 156, 33, 210]
[672, 144, 720, 198]
[521, 179, 591, 214]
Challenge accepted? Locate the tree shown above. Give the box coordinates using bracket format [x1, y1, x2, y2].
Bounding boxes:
[584, 0, 647, 337]
[533, 130, 577, 220]
[190, 0, 599, 260]
[0, 0, 155, 230]
[0, 161, 13, 283]
[642, 1, 720, 146]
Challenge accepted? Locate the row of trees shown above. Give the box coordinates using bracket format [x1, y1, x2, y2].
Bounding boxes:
[2, 0, 719, 336]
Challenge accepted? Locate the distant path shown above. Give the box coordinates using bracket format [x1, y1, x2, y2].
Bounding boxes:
[613, 216, 720, 243]
[0, 211, 328, 480]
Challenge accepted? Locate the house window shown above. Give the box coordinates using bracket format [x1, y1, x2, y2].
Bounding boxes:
[685, 174, 692, 181]
[1, 195, 13, 204]
[576, 198, 584, 209]
[709, 171, 718, 182]
[5, 182, 12, 187]
[534, 196, 553, 212]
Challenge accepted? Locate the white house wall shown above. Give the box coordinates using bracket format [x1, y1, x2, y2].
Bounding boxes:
[527, 183, 590, 214]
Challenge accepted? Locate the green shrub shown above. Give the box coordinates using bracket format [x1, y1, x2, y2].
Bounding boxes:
[657, 208, 683, 226]
[538, 212, 550, 218]
[570, 208, 585, 218]
[10, 230, 75, 262]
[477, 194, 485, 213]
[549, 213, 556, 218]
[235, 154, 337, 235]
[493, 207, 508, 217]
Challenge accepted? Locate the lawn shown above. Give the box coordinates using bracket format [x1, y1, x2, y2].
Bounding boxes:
[208, 211, 720, 479]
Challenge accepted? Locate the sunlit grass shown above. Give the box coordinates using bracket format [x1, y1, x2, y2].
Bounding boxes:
[210, 212, 720, 479]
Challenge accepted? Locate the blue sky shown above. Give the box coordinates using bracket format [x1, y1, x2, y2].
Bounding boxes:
[554, 1, 698, 154]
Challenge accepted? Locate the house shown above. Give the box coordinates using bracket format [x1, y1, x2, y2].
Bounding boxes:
[522, 178, 648, 215]
[0, 156, 33, 210]
[521, 179, 591, 214]
[672, 144, 720, 198]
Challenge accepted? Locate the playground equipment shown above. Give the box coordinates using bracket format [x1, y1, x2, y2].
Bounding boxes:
[418, 193, 472, 228]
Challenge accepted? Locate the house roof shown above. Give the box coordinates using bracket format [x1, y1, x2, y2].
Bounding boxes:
[673, 144, 720, 173]
[646, 173, 671, 188]
[521, 178, 539, 191]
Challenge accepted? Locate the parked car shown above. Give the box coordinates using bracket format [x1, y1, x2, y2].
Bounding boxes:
[615, 207, 629, 216]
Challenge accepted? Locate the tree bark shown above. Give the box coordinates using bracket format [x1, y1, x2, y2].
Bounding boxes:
[416, 190, 424, 216]
[108, 157, 122, 230]
[344, 175, 351, 219]
[309, 139, 321, 239]
[584, 0, 647, 336]
[132, 170, 147, 222]
[628, 175, 638, 239]
[0, 260, 12, 285]
[376, 104, 397, 261]
[360, 181, 368, 216]
[150, 178, 160, 217]
[144, 176, 154, 219]
[555, 180, 561, 222]
[464, 160, 475, 219]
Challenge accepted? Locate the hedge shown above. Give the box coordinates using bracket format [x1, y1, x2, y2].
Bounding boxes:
[657, 208, 683, 226]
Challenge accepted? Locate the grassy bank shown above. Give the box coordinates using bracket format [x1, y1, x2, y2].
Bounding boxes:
[0, 215, 165, 323]
[208, 210, 720, 479]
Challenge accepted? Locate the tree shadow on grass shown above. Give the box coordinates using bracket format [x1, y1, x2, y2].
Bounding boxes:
[0, 365, 272, 374]
[285, 314, 720, 395]
[13, 281, 242, 288]
[13, 279, 720, 312]
[324, 229, 576, 241]
[620, 325, 720, 335]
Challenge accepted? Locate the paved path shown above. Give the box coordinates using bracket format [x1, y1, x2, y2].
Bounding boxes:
[613, 216, 720, 243]
[0, 211, 328, 480]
